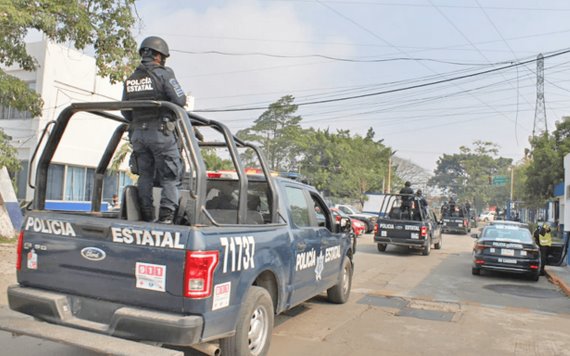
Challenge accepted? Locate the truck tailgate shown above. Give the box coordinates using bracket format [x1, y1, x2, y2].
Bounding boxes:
[18, 213, 188, 313]
[376, 220, 422, 239]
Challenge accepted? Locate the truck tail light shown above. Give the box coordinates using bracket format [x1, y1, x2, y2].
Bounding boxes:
[373, 223, 378, 235]
[184, 251, 219, 299]
[529, 264, 539, 270]
[463, 219, 468, 227]
[16, 230, 24, 270]
[420, 226, 427, 237]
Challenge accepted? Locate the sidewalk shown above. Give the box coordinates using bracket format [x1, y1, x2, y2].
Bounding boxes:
[546, 265, 570, 297]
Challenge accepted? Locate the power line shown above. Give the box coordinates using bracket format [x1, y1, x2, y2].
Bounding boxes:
[171, 49, 502, 66]
[194, 47, 570, 113]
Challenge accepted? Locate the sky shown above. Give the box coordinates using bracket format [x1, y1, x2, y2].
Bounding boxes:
[131, 0, 570, 172]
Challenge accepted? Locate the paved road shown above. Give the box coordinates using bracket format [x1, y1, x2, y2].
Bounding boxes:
[269, 231, 570, 356]
[1, 231, 570, 355]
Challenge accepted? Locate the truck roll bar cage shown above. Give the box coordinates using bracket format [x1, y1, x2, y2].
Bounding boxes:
[31, 101, 279, 225]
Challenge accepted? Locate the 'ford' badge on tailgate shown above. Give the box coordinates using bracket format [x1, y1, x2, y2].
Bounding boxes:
[81, 247, 106, 261]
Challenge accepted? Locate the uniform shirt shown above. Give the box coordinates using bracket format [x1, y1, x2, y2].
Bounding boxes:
[122, 61, 186, 122]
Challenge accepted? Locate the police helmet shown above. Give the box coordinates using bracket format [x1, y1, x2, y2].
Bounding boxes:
[139, 36, 170, 57]
[405, 181, 411, 187]
[416, 189, 422, 195]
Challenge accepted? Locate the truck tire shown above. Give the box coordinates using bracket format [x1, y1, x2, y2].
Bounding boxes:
[422, 237, 431, 256]
[327, 258, 353, 304]
[220, 286, 273, 356]
[352, 234, 357, 254]
[377, 243, 387, 252]
[434, 236, 442, 250]
[471, 267, 480, 275]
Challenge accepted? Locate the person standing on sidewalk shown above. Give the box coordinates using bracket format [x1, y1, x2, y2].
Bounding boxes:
[534, 223, 553, 276]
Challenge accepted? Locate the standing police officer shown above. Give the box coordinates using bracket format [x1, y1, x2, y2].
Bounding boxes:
[534, 223, 553, 276]
[122, 36, 187, 223]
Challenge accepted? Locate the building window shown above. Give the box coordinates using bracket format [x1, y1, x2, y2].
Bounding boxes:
[0, 106, 33, 120]
[0, 82, 35, 120]
[46, 164, 65, 200]
[65, 166, 86, 201]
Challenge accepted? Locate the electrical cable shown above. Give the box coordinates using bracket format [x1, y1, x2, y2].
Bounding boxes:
[194, 47, 570, 112]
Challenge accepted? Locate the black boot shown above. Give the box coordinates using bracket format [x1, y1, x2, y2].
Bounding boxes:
[141, 208, 155, 222]
[158, 207, 175, 224]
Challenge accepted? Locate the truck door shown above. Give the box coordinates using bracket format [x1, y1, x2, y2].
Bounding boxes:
[309, 192, 345, 289]
[284, 185, 322, 306]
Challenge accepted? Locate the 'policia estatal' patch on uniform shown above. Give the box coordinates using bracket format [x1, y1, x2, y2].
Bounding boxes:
[125, 76, 154, 93]
[169, 78, 185, 97]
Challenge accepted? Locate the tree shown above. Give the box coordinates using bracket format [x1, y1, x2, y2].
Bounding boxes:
[1, 0, 138, 116]
[297, 127, 389, 205]
[429, 141, 512, 211]
[237, 95, 304, 171]
[0, 129, 21, 177]
[522, 117, 570, 208]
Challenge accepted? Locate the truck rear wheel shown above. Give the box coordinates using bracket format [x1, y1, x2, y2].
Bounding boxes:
[377, 243, 387, 252]
[220, 286, 273, 356]
[327, 258, 353, 304]
[422, 237, 431, 256]
[434, 237, 442, 250]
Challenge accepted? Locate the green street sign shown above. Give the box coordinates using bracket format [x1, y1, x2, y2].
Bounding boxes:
[492, 176, 508, 186]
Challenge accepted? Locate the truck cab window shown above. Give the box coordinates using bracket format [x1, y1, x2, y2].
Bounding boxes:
[285, 186, 311, 227]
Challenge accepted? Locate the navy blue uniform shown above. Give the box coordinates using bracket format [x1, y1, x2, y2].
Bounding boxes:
[123, 61, 186, 222]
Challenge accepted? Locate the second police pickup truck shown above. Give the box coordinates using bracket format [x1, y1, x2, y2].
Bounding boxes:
[373, 194, 443, 256]
[6, 101, 354, 356]
[441, 205, 470, 235]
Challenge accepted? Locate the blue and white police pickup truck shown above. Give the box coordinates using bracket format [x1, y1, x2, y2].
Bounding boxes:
[373, 194, 442, 256]
[6, 102, 354, 356]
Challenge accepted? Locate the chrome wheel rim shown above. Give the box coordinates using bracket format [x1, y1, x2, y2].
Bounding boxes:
[248, 304, 269, 355]
[342, 263, 350, 295]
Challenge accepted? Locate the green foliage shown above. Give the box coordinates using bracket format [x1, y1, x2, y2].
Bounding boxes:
[429, 141, 512, 210]
[0, 0, 139, 115]
[237, 95, 303, 171]
[0, 129, 21, 175]
[236, 96, 392, 203]
[523, 118, 570, 206]
[202, 149, 234, 171]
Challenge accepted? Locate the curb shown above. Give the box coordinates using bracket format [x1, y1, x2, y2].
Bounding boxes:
[546, 269, 570, 297]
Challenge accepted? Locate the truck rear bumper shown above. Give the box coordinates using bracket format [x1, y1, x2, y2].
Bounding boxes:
[374, 236, 427, 248]
[7, 285, 203, 346]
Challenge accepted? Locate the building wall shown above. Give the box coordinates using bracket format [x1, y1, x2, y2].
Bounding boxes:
[560, 154, 570, 265]
[1, 40, 127, 202]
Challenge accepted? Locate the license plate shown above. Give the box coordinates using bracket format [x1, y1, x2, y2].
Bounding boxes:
[501, 249, 514, 256]
[498, 258, 517, 264]
[411, 233, 419, 239]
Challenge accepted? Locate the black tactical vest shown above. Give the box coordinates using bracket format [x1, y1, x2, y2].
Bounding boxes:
[124, 65, 167, 122]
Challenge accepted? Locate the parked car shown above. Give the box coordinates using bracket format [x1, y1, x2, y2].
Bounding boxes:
[331, 208, 366, 237]
[479, 211, 496, 222]
[471, 222, 540, 281]
[334, 204, 377, 233]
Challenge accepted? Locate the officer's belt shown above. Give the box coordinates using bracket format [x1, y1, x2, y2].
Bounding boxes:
[129, 120, 163, 130]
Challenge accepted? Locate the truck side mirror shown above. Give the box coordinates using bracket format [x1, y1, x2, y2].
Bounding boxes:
[337, 217, 352, 233]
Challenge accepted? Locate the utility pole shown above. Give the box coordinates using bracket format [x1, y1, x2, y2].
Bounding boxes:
[385, 150, 397, 193]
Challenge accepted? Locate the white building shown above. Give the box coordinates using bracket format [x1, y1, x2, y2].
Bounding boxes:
[1, 40, 132, 205]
